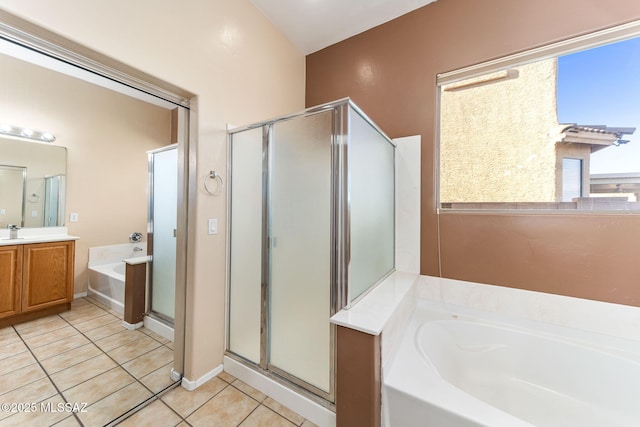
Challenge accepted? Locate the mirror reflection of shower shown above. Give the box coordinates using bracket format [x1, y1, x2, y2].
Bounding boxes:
[44, 174, 65, 227]
[147, 144, 178, 325]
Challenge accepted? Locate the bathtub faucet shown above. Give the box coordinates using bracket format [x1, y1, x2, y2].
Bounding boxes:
[133, 246, 144, 252]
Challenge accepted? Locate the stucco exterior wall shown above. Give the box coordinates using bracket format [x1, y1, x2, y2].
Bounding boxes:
[440, 59, 560, 202]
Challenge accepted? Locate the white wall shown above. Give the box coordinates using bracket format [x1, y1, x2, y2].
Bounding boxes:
[0, 0, 306, 382]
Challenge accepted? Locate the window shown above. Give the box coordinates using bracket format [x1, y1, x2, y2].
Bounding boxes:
[562, 158, 583, 202]
[438, 21, 640, 212]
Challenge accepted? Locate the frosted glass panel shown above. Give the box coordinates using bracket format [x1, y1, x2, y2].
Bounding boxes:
[269, 112, 332, 392]
[44, 174, 65, 227]
[349, 108, 395, 303]
[151, 148, 177, 320]
[228, 127, 263, 364]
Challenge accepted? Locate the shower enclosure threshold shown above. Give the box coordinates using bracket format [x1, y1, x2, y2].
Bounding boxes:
[144, 314, 174, 342]
[223, 355, 335, 427]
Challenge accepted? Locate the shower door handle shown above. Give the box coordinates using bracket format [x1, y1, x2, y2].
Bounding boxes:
[173, 228, 177, 238]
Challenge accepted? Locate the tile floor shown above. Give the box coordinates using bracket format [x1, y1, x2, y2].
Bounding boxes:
[0, 297, 317, 427]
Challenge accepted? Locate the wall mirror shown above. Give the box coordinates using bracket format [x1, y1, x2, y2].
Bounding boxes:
[0, 137, 66, 228]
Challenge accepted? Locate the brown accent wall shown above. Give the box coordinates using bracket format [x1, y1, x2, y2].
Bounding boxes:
[306, 0, 640, 306]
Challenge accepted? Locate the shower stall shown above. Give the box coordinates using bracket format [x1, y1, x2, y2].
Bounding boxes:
[226, 99, 395, 403]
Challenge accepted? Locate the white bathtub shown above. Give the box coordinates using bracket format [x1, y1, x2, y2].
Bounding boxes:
[383, 299, 640, 427]
[88, 262, 126, 313]
[87, 243, 146, 314]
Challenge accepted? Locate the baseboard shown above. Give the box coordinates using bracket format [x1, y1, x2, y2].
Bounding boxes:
[122, 320, 143, 330]
[74, 291, 88, 299]
[181, 364, 224, 391]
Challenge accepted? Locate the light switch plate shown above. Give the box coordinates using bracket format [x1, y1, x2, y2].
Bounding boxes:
[70, 212, 79, 222]
[208, 218, 218, 235]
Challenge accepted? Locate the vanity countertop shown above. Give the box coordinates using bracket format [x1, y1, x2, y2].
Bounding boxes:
[0, 227, 78, 246]
[0, 234, 79, 246]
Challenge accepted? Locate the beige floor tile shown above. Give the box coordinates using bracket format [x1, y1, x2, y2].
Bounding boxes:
[0, 340, 28, 361]
[162, 377, 227, 417]
[107, 336, 161, 365]
[0, 351, 36, 376]
[139, 363, 177, 394]
[49, 353, 118, 391]
[0, 363, 46, 395]
[122, 346, 173, 379]
[0, 378, 57, 421]
[109, 309, 124, 320]
[72, 313, 120, 333]
[15, 316, 67, 337]
[84, 296, 114, 312]
[0, 326, 14, 337]
[62, 367, 136, 406]
[77, 381, 152, 427]
[22, 325, 79, 349]
[0, 330, 20, 347]
[115, 399, 181, 427]
[83, 320, 127, 342]
[61, 306, 109, 325]
[232, 379, 267, 403]
[164, 341, 174, 350]
[71, 297, 91, 308]
[40, 343, 102, 374]
[30, 333, 90, 360]
[240, 405, 297, 427]
[187, 386, 259, 427]
[140, 328, 172, 345]
[51, 415, 82, 426]
[0, 393, 69, 427]
[94, 329, 146, 353]
[218, 371, 236, 384]
[263, 397, 305, 425]
[301, 420, 319, 427]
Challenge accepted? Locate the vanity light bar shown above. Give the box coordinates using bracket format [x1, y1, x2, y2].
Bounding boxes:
[0, 124, 56, 142]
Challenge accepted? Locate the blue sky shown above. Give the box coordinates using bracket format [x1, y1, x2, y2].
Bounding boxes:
[557, 37, 640, 174]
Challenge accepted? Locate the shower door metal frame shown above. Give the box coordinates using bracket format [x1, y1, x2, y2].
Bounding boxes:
[226, 100, 349, 406]
[226, 98, 396, 406]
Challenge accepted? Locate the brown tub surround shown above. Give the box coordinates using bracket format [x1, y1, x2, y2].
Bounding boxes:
[336, 325, 381, 427]
[306, 0, 640, 307]
[124, 260, 147, 326]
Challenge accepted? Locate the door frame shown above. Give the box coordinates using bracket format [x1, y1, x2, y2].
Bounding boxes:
[0, 10, 195, 381]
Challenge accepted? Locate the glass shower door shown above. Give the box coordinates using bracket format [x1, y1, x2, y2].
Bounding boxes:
[268, 111, 333, 395]
[228, 127, 264, 364]
[149, 146, 177, 322]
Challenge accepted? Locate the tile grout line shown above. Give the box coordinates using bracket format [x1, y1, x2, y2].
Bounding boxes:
[13, 316, 84, 427]
[62, 298, 182, 425]
[105, 380, 183, 427]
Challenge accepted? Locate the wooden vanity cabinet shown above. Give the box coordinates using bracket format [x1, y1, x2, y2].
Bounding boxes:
[0, 240, 75, 325]
[0, 245, 22, 320]
[22, 241, 75, 313]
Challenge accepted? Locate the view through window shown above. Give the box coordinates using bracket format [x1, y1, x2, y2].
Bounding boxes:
[439, 33, 640, 211]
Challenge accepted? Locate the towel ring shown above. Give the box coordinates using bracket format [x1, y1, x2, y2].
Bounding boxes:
[204, 170, 224, 196]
